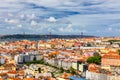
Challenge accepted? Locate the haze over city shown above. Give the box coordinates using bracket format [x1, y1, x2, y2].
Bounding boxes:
[0, 0, 120, 36]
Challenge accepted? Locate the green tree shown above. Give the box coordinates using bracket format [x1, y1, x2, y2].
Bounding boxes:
[60, 67, 64, 73]
[86, 43, 92, 47]
[93, 52, 100, 56]
[118, 49, 120, 55]
[87, 56, 101, 64]
[51, 44, 55, 49]
[25, 58, 44, 66]
[70, 67, 76, 74]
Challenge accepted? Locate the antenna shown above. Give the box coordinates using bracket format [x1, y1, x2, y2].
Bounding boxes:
[23, 31, 25, 35]
[23, 32, 26, 39]
[81, 32, 83, 38]
[49, 32, 52, 39]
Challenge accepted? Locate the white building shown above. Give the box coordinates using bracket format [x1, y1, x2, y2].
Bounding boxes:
[0, 57, 5, 64]
[14, 51, 41, 64]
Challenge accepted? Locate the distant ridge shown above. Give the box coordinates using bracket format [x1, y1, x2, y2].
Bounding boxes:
[0, 34, 96, 39]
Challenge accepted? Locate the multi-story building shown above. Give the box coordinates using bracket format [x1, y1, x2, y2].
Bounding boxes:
[102, 52, 120, 67]
[102, 52, 120, 75]
[0, 57, 5, 64]
[14, 51, 41, 64]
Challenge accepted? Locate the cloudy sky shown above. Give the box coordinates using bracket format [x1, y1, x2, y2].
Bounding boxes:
[0, 0, 120, 36]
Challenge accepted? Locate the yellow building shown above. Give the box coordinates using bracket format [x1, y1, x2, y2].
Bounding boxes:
[72, 62, 77, 70]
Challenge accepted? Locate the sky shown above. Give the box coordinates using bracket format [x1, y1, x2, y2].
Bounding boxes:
[0, 0, 120, 36]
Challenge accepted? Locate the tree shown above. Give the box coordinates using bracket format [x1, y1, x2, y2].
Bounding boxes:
[70, 67, 76, 74]
[118, 49, 120, 55]
[60, 67, 64, 73]
[25, 58, 44, 66]
[93, 52, 100, 56]
[87, 56, 101, 64]
[86, 43, 92, 47]
[38, 68, 41, 73]
[51, 44, 55, 49]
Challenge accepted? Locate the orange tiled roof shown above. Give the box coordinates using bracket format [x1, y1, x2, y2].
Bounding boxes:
[8, 77, 21, 80]
[61, 73, 73, 79]
[0, 73, 7, 76]
[18, 70, 24, 75]
[102, 52, 120, 59]
[88, 64, 100, 73]
[0, 78, 3, 80]
[23, 78, 39, 80]
[7, 70, 17, 74]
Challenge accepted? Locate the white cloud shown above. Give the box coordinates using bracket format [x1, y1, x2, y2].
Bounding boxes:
[57, 23, 87, 34]
[20, 14, 25, 19]
[31, 14, 36, 19]
[47, 17, 57, 22]
[58, 24, 74, 33]
[5, 19, 19, 24]
[59, 24, 78, 34]
[8, 13, 13, 17]
[30, 20, 37, 26]
[26, 0, 62, 7]
[17, 24, 22, 28]
[67, 24, 72, 28]
[0, 0, 120, 36]
[108, 27, 112, 31]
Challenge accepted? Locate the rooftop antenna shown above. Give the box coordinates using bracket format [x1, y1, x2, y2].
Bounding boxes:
[23, 31, 26, 39]
[49, 32, 52, 39]
[23, 31, 26, 35]
[81, 32, 83, 38]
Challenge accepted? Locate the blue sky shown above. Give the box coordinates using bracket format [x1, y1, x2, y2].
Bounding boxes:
[0, 0, 120, 36]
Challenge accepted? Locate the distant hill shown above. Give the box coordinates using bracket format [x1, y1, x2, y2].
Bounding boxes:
[0, 34, 96, 39]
